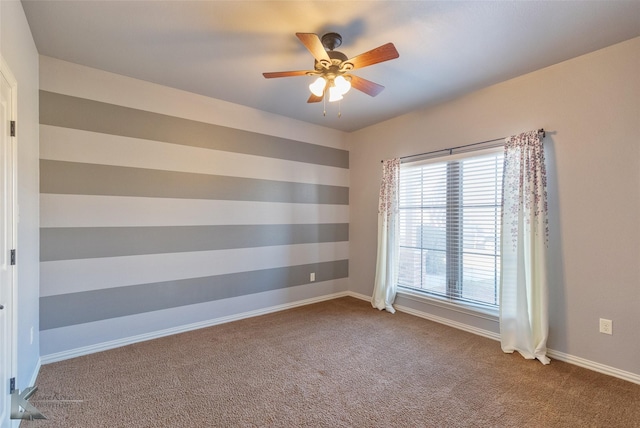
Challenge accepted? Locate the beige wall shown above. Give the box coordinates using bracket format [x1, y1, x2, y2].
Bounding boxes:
[348, 37, 640, 376]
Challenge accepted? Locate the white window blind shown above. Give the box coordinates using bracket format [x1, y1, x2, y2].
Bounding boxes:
[398, 148, 503, 308]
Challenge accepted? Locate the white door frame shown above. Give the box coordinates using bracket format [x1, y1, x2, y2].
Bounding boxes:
[0, 55, 18, 428]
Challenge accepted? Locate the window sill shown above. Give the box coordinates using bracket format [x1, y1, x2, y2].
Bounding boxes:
[396, 288, 499, 322]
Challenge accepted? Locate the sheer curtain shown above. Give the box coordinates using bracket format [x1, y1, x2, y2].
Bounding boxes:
[372, 158, 400, 313]
[500, 130, 550, 364]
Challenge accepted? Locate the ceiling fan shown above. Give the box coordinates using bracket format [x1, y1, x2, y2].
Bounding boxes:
[263, 32, 399, 104]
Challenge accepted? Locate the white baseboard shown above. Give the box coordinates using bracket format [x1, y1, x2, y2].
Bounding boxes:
[399, 304, 640, 385]
[41, 291, 350, 365]
[345, 291, 371, 302]
[28, 358, 41, 387]
[362, 294, 640, 386]
[547, 349, 640, 385]
[394, 303, 502, 341]
[39, 289, 640, 386]
[346, 291, 501, 340]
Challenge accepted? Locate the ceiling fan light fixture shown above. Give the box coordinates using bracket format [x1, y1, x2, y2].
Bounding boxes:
[263, 32, 399, 109]
[334, 75, 351, 95]
[309, 76, 326, 97]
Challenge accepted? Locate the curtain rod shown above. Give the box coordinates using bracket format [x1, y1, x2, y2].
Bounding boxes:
[381, 128, 545, 163]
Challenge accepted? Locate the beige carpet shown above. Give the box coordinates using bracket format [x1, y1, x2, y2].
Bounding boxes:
[23, 297, 640, 427]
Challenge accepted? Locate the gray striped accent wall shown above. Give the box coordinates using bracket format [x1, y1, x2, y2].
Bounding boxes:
[40, 91, 349, 168]
[40, 88, 349, 356]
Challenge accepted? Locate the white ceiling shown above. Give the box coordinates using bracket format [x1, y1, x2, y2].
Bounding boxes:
[21, 1, 640, 132]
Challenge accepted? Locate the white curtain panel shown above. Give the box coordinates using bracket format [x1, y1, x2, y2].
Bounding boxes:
[500, 130, 550, 364]
[372, 158, 400, 313]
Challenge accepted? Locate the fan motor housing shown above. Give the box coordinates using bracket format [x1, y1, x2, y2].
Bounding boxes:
[321, 32, 343, 51]
[328, 50, 348, 62]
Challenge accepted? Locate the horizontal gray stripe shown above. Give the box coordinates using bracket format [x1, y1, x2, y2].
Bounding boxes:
[40, 160, 349, 204]
[41, 224, 349, 261]
[40, 260, 349, 330]
[40, 91, 349, 169]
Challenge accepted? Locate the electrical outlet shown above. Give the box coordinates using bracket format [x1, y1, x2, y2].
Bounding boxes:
[599, 318, 612, 335]
[310, 272, 315, 282]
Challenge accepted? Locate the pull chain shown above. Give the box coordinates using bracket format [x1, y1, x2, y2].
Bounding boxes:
[320, 96, 342, 118]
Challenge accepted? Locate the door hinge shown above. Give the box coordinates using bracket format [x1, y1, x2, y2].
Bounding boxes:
[10, 249, 16, 265]
[10, 120, 16, 137]
[10, 377, 16, 394]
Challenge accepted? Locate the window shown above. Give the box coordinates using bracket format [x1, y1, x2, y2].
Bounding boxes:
[398, 148, 503, 309]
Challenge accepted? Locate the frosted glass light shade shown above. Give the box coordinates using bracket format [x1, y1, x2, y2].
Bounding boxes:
[328, 85, 343, 102]
[334, 75, 351, 95]
[309, 77, 326, 96]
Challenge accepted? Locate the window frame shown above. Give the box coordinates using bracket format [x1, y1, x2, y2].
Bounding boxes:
[396, 146, 504, 317]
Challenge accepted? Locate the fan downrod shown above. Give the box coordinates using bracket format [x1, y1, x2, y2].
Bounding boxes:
[321, 33, 342, 51]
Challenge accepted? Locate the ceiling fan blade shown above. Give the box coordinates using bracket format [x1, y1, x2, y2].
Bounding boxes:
[263, 70, 314, 78]
[344, 43, 399, 70]
[348, 75, 385, 97]
[307, 93, 323, 103]
[296, 33, 330, 63]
